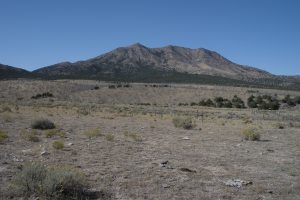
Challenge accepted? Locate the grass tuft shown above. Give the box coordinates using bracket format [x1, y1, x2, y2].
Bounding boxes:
[10, 162, 87, 199]
[0, 129, 8, 143]
[21, 129, 40, 142]
[105, 133, 114, 141]
[242, 128, 260, 141]
[84, 128, 102, 139]
[52, 140, 64, 150]
[172, 117, 195, 130]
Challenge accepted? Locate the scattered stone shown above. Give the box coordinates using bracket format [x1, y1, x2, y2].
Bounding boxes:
[67, 142, 73, 146]
[224, 179, 253, 188]
[11, 154, 23, 162]
[180, 167, 196, 173]
[160, 160, 169, 167]
[182, 136, 190, 140]
[162, 184, 170, 188]
[22, 149, 33, 155]
[40, 151, 49, 156]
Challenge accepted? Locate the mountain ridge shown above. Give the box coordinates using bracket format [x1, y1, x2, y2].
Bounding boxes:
[1, 43, 300, 90]
[33, 43, 275, 81]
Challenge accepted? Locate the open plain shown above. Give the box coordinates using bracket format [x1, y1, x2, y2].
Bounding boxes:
[0, 80, 299, 200]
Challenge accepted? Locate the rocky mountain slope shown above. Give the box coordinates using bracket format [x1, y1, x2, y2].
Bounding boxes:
[1, 44, 299, 90]
[34, 43, 274, 81]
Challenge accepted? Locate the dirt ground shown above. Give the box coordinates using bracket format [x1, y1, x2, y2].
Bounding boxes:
[0, 80, 299, 200]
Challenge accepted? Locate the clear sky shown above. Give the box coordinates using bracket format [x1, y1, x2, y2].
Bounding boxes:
[0, 0, 299, 75]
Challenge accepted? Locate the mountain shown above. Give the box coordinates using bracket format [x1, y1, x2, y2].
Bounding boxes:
[1, 43, 300, 90]
[0, 64, 30, 79]
[34, 43, 274, 81]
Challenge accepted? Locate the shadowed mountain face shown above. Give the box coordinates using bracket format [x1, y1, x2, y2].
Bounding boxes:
[0, 64, 30, 79]
[33, 43, 274, 80]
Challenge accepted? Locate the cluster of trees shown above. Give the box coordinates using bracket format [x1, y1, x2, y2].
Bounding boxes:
[282, 95, 300, 106]
[181, 95, 246, 108]
[145, 84, 170, 88]
[108, 83, 131, 89]
[247, 95, 280, 110]
[178, 94, 300, 110]
[31, 92, 53, 99]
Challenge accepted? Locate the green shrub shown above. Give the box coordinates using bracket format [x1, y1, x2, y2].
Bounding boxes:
[242, 128, 260, 141]
[247, 95, 280, 110]
[232, 95, 246, 108]
[43, 166, 87, 199]
[21, 129, 40, 142]
[124, 132, 142, 142]
[52, 140, 64, 150]
[31, 92, 54, 99]
[11, 162, 47, 196]
[1, 106, 12, 113]
[11, 162, 87, 199]
[178, 102, 188, 106]
[275, 123, 285, 129]
[199, 99, 215, 107]
[105, 133, 114, 141]
[190, 102, 198, 106]
[172, 117, 195, 129]
[0, 129, 8, 143]
[84, 128, 101, 139]
[32, 119, 55, 130]
[45, 129, 65, 138]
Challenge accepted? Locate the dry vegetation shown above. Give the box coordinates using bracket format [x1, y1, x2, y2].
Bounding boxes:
[0, 80, 299, 200]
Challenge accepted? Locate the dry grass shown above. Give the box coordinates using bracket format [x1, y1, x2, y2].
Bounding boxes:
[0, 80, 300, 200]
[0, 129, 8, 143]
[105, 133, 114, 141]
[45, 129, 65, 138]
[10, 162, 87, 199]
[20, 129, 40, 142]
[172, 116, 195, 129]
[124, 131, 142, 142]
[242, 127, 260, 141]
[52, 140, 64, 150]
[84, 128, 102, 139]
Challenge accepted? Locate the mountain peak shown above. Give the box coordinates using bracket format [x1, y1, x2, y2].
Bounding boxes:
[129, 43, 147, 48]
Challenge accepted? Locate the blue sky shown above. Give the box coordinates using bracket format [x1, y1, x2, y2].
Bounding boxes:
[0, 0, 299, 75]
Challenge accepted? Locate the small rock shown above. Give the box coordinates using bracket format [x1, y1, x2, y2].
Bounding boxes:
[67, 142, 73, 146]
[11, 154, 23, 162]
[180, 167, 196, 173]
[162, 184, 170, 188]
[160, 160, 169, 167]
[224, 179, 252, 188]
[182, 136, 190, 140]
[41, 151, 49, 156]
[22, 149, 33, 155]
